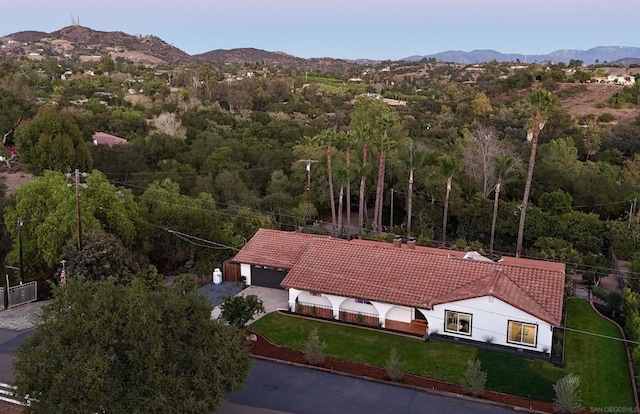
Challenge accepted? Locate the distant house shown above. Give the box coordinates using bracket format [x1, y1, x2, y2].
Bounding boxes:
[232, 229, 566, 355]
[92, 132, 128, 148]
[591, 75, 636, 86]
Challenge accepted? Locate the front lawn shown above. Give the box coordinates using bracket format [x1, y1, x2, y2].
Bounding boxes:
[250, 298, 634, 407]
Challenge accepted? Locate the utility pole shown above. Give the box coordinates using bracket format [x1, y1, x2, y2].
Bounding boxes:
[389, 188, 394, 232]
[298, 159, 318, 220]
[407, 169, 414, 239]
[75, 169, 83, 251]
[629, 198, 637, 229]
[17, 217, 23, 283]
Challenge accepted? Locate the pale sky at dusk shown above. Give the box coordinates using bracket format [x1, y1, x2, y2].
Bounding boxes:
[1, 0, 637, 60]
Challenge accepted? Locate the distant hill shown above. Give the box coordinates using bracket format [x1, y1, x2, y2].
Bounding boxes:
[404, 46, 640, 65]
[194, 47, 355, 71]
[0, 25, 194, 66]
[1, 25, 638, 68]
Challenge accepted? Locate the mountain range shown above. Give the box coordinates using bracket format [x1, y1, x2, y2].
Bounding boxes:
[1, 25, 639, 67]
[403, 46, 640, 65]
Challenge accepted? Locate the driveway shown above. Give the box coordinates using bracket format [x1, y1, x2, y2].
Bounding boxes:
[205, 284, 289, 324]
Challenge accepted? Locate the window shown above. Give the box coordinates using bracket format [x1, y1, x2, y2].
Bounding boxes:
[444, 310, 472, 335]
[507, 321, 537, 347]
[355, 298, 371, 304]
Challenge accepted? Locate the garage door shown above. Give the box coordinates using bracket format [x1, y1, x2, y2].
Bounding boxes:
[251, 265, 287, 288]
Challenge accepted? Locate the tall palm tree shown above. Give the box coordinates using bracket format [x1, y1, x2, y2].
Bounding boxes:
[438, 154, 463, 248]
[316, 130, 339, 236]
[353, 124, 373, 235]
[489, 155, 515, 254]
[515, 89, 557, 258]
[338, 131, 357, 235]
[372, 114, 395, 233]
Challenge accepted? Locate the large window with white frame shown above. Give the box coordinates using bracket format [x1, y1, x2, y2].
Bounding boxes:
[507, 321, 537, 347]
[444, 310, 472, 335]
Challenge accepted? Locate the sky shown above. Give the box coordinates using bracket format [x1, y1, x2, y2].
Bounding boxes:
[1, 0, 638, 60]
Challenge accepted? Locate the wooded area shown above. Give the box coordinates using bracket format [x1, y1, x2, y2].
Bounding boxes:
[0, 55, 639, 286]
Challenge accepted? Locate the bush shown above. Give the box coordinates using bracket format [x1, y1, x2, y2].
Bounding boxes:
[385, 348, 405, 382]
[304, 328, 327, 365]
[597, 112, 615, 122]
[220, 294, 265, 328]
[553, 373, 582, 413]
[463, 359, 487, 397]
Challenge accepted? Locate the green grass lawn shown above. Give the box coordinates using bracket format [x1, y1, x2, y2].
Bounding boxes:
[251, 298, 634, 407]
[562, 298, 634, 408]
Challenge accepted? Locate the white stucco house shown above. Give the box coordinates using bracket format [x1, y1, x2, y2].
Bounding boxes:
[231, 229, 565, 355]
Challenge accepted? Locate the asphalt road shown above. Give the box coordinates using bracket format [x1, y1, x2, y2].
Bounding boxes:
[0, 328, 33, 383]
[220, 359, 519, 414]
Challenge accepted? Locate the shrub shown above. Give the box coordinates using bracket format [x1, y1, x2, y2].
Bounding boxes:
[597, 112, 615, 122]
[553, 373, 582, 413]
[304, 328, 327, 365]
[463, 359, 487, 397]
[220, 294, 265, 328]
[385, 348, 405, 382]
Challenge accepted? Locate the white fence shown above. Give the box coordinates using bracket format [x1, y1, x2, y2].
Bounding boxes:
[0, 381, 23, 406]
[7, 281, 37, 309]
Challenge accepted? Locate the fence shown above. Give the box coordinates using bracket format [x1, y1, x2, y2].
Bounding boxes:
[295, 301, 333, 319]
[339, 310, 380, 327]
[8, 281, 37, 309]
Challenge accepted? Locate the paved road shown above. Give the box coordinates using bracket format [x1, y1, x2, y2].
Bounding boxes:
[220, 359, 519, 414]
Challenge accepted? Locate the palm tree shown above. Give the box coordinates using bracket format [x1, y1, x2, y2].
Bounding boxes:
[353, 124, 373, 236]
[583, 118, 602, 161]
[372, 114, 395, 233]
[438, 154, 463, 248]
[316, 130, 339, 236]
[338, 131, 357, 235]
[515, 89, 557, 258]
[489, 155, 515, 254]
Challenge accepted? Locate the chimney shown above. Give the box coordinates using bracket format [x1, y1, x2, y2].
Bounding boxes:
[393, 235, 402, 248]
[407, 237, 416, 250]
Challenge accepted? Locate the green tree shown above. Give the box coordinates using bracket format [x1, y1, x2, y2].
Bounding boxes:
[516, 88, 558, 257]
[3, 170, 140, 277]
[13, 277, 251, 413]
[220, 294, 265, 327]
[14, 105, 93, 175]
[59, 229, 130, 282]
[139, 178, 239, 271]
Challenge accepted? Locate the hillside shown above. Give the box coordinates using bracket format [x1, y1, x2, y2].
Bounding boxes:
[0, 25, 194, 66]
[194, 47, 356, 71]
[556, 83, 638, 124]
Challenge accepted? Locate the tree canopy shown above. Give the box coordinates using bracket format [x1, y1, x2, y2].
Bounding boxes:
[13, 276, 251, 413]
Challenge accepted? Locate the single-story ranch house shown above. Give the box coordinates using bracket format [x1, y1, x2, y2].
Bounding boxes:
[231, 229, 565, 354]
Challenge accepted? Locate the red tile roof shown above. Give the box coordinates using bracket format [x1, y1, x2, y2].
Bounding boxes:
[233, 230, 565, 326]
[231, 229, 335, 269]
[92, 132, 128, 147]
